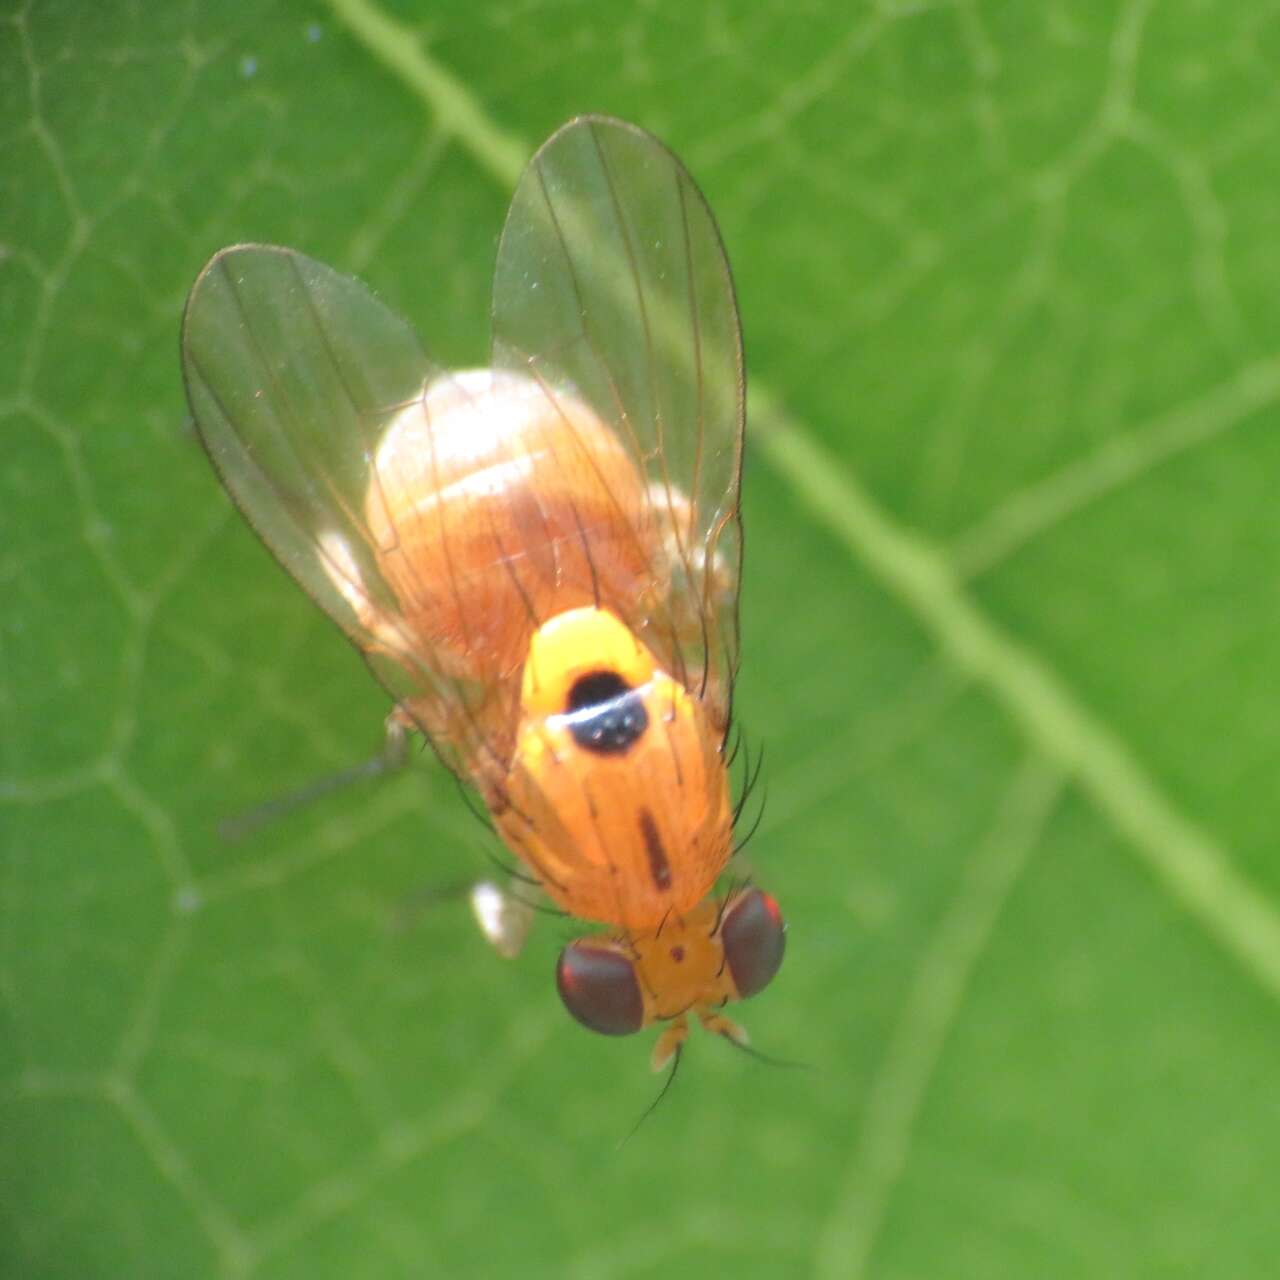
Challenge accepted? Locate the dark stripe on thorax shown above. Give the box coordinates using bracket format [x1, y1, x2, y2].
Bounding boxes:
[638, 808, 672, 891]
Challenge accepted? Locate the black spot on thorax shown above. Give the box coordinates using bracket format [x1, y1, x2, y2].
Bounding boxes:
[563, 670, 649, 755]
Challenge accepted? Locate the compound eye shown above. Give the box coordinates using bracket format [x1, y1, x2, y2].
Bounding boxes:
[556, 939, 645, 1036]
[720, 889, 786, 999]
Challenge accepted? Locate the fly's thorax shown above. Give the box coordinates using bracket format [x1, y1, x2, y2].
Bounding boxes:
[494, 606, 732, 928]
[364, 370, 655, 681]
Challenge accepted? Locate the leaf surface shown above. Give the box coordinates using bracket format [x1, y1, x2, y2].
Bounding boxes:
[4, 2, 1280, 1276]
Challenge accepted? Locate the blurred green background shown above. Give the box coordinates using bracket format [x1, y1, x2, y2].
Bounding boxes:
[5, 1, 1280, 1276]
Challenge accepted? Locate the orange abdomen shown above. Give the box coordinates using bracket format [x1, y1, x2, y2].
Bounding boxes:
[366, 370, 655, 683]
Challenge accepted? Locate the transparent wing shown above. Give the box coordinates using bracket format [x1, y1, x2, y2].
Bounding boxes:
[491, 116, 745, 732]
[180, 244, 514, 785]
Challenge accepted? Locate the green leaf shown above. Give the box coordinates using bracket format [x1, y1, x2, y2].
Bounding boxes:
[5, 2, 1280, 1276]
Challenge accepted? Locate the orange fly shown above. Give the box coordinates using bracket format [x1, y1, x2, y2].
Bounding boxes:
[181, 116, 784, 1070]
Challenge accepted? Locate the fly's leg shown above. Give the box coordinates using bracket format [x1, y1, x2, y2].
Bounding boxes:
[651, 1013, 690, 1072]
[381, 705, 413, 768]
[384, 710, 538, 958]
[218, 707, 414, 841]
[697, 1006, 749, 1048]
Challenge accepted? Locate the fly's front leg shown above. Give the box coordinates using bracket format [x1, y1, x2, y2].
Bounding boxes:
[650, 1013, 690, 1072]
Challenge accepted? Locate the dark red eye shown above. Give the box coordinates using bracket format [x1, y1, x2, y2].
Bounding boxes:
[721, 889, 786, 999]
[556, 939, 645, 1036]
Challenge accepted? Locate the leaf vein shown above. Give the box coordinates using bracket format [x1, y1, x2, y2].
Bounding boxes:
[755, 388, 1280, 1007]
[814, 755, 1064, 1277]
[952, 356, 1280, 577]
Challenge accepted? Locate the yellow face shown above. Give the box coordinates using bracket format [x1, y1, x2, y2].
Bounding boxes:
[555, 888, 787, 1070]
